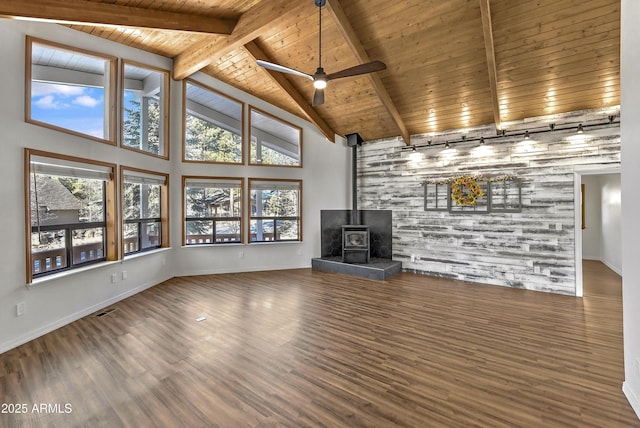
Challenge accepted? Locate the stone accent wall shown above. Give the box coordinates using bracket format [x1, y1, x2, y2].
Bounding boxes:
[358, 109, 620, 294]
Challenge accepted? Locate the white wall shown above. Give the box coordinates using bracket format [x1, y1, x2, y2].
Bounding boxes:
[621, 0, 640, 419]
[581, 175, 603, 259]
[601, 174, 622, 273]
[581, 174, 622, 274]
[0, 19, 350, 353]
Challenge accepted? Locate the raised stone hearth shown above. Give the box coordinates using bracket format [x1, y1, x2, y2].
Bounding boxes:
[311, 257, 402, 281]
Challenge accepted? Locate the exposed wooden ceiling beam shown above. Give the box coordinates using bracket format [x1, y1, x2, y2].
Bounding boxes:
[325, 0, 411, 146]
[173, 0, 307, 81]
[244, 41, 337, 142]
[478, 0, 503, 134]
[0, 0, 238, 35]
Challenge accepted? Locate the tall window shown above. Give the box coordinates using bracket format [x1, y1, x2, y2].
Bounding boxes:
[121, 61, 170, 158]
[121, 167, 169, 255]
[25, 149, 117, 283]
[249, 107, 302, 167]
[26, 37, 117, 144]
[249, 179, 302, 242]
[183, 80, 243, 164]
[183, 177, 243, 245]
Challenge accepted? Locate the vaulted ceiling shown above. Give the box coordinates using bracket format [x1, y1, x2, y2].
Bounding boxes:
[0, 0, 620, 144]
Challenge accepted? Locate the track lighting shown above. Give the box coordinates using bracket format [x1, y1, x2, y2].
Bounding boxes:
[401, 115, 618, 154]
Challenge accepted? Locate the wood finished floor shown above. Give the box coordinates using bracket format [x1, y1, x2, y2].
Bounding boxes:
[0, 268, 637, 427]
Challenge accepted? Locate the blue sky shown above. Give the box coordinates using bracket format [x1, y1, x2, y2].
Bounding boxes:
[31, 82, 105, 139]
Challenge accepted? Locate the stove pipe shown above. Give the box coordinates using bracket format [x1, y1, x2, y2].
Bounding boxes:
[346, 133, 364, 225]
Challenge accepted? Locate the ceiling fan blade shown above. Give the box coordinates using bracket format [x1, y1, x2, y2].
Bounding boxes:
[256, 60, 314, 81]
[327, 60, 387, 81]
[312, 88, 325, 106]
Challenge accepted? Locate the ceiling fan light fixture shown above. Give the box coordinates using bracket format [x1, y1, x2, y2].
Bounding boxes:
[314, 78, 327, 89]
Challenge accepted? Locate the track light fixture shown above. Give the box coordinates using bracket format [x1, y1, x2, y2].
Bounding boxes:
[401, 115, 618, 154]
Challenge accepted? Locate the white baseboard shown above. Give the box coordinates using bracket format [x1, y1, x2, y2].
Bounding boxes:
[602, 258, 623, 276]
[0, 278, 166, 354]
[623, 381, 640, 421]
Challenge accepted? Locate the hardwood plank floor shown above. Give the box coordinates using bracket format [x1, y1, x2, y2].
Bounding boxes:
[0, 269, 637, 427]
[583, 259, 623, 299]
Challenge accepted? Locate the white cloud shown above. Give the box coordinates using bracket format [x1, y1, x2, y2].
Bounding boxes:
[73, 95, 100, 108]
[34, 95, 62, 109]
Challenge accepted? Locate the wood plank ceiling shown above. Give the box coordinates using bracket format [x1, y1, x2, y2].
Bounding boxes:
[0, 0, 620, 144]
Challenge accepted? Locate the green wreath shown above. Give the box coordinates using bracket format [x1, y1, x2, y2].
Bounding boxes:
[451, 176, 485, 206]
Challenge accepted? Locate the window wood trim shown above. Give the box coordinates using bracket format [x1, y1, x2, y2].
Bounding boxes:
[120, 60, 171, 160]
[182, 175, 245, 245]
[182, 79, 245, 165]
[25, 36, 118, 146]
[120, 166, 170, 257]
[248, 177, 302, 243]
[24, 148, 117, 284]
[248, 106, 303, 168]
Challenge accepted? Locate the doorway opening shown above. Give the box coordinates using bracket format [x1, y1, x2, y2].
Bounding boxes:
[574, 167, 621, 297]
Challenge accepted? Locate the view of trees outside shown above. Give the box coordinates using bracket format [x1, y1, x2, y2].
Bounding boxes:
[184, 114, 242, 163]
[250, 139, 298, 166]
[123, 94, 160, 154]
[251, 187, 299, 241]
[185, 185, 241, 243]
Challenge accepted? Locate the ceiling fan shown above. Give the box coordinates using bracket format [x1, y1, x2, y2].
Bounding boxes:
[256, 0, 387, 107]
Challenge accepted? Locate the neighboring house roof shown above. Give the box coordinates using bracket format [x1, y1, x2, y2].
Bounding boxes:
[30, 175, 82, 212]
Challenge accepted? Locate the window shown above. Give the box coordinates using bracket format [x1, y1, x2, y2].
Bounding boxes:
[25, 149, 117, 283]
[249, 179, 302, 242]
[249, 107, 302, 167]
[26, 37, 117, 144]
[121, 61, 170, 158]
[121, 167, 169, 255]
[183, 177, 243, 245]
[183, 80, 243, 164]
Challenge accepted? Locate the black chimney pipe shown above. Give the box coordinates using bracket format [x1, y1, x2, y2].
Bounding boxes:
[345, 133, 364, 225]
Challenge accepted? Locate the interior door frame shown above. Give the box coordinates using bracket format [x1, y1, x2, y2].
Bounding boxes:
[574, 165, 621, 297]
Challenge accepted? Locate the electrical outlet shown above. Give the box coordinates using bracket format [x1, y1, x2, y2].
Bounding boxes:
[239, 250, 244, 258]
[122, 270, 127, 280]
[16, 302, 26, 317]
[111, 273, 117, 283]
[411, 254, 415, 262]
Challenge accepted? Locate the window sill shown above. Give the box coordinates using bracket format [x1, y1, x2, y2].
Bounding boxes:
[28, 260, 120, 288]
[123, 247, 171, 261]
[248, 241, 302, 245]
[182, 243, 245, 249]
[28, 247, 171, 288]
